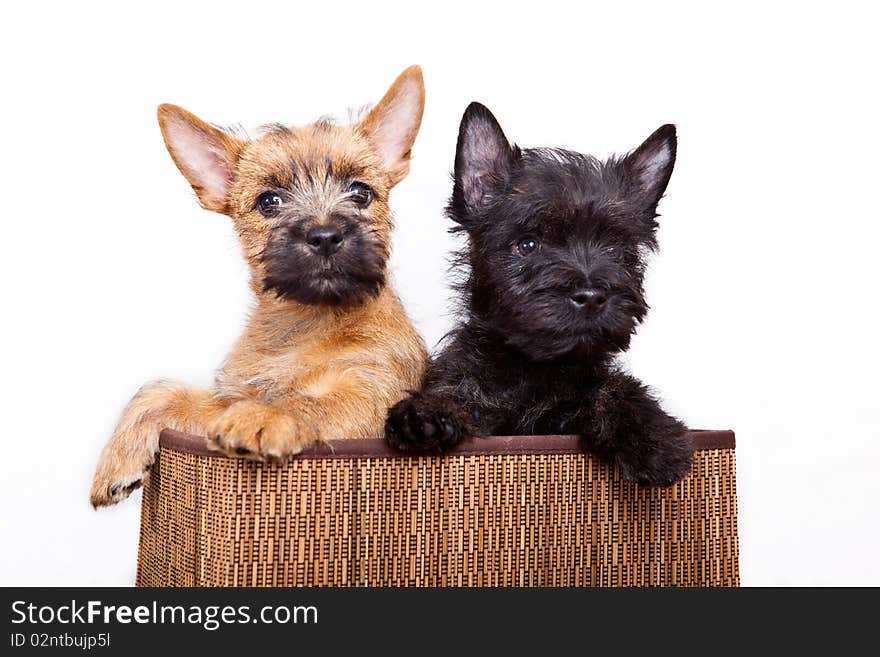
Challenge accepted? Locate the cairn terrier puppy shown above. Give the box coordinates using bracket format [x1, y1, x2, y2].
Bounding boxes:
[385, 102, 693, 486]
[91, 66, 427, 507]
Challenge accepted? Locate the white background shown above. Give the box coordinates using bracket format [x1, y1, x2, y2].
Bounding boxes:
[1, 1, 878, 586]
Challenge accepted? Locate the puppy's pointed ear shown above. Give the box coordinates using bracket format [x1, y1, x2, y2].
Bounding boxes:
[624, 124, 677, 210]
[357, 65, 425, 186]
[453, 102, 517, 212]
[157, 104, 244, 213]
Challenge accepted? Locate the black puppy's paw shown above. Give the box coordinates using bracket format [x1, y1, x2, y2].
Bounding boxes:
[385, 393, 471, 452]
[616, 431, 694, 487]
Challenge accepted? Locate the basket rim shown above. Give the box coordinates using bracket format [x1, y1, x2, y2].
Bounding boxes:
[159, 428, 735, 460]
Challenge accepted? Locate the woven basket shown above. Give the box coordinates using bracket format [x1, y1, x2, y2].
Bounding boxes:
[136, 429, 739, 587]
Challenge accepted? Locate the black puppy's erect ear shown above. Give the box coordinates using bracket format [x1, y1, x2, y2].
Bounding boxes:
[623, 124, 677, 210]
[453, 103, 517, 213]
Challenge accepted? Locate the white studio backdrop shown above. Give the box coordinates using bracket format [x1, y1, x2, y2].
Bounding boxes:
[1, 1, 878, 586]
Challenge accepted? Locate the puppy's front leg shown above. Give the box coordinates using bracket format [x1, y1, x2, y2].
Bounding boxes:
[585, 371, 693, 486]
[385, 388, 477, 453]
[90, 381, 227, 507]
[206, 399, 310, 460]
[208, 367, 401, 459]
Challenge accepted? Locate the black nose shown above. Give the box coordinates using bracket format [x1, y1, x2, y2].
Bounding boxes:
[570, 288, 606, 311]
[306, 226, 343, 256]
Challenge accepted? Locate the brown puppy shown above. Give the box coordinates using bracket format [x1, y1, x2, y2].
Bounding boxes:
[90, 66, 427, 507]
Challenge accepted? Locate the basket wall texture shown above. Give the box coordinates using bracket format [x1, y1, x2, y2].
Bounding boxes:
[137, 429, 739, 587]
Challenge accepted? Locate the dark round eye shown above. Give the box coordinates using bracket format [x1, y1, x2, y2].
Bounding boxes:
[256, 192, 282, 215]
[517, 238, 539, 256]
[348, 181, 373, 208]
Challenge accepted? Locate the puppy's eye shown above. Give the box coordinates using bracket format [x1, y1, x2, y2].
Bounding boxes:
[516, 238, 539, 256]
[348, 181, 373, 208]
[256, 192, 283, 215]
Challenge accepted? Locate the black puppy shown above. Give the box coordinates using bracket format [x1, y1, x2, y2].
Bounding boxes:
[385, 103, 693, 486]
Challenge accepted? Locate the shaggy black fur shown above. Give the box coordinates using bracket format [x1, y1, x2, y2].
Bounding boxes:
[385, 103, 693, 486]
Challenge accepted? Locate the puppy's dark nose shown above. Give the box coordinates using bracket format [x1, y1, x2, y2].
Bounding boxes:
[570, 288, 606, 311]
[306, 226, 343, 256]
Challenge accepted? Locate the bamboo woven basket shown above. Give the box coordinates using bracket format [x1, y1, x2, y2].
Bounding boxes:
[137, 429, 739, 587]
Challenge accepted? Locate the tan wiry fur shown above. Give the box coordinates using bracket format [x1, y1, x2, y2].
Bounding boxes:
[90, 66, 427, 507]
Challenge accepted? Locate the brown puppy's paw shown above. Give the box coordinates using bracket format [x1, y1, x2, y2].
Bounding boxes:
[90, 456, 153, 508]
[206, 401, 318, 461]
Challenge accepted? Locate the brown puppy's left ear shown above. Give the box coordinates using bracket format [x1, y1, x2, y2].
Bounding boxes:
[357, 65, 425, 186]
[157, 104, 244, 214]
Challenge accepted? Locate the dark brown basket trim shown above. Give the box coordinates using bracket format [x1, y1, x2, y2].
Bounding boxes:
[159, 428, 734, 460]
